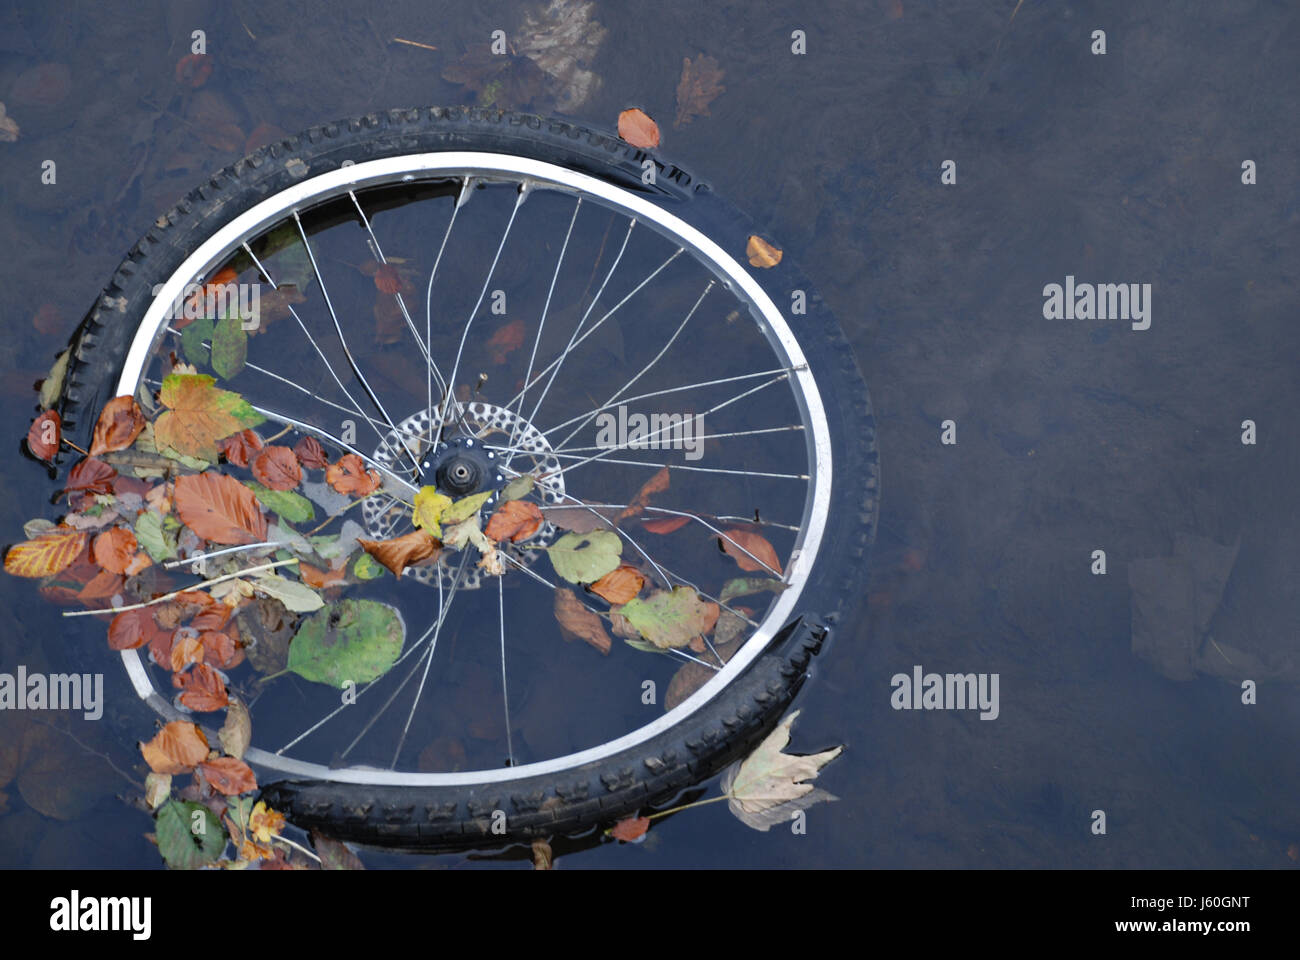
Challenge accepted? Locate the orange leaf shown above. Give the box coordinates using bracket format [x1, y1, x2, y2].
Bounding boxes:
[589, 565, 645, 605]
[746, 235, 783, 268]
[65, 457, 116, 498]
[719, 528, 782, 575]
[155, 374, 265, 460]
[190, 601, 233, 633]
[487, 317, 525, 364]
[617, 466, 670, 522]
[218, 429, 264, 468]
[177, 663, 229, 712]
[617, 108, 660, 148]
[4, 528, 87, 578]
[326, 454, 382, 497]
[92, 527, 139, 575]
[357, 529, 439, 579]
[251, 445, 302, 491]
[372, 263, 407, 295]
[173, 472, 268, 545]
[292, 436, 329, 469]
[300, 562, 346, 589]
[89, 395, 146, 456]
[483, 500, 544, 543]
[611, 816, 650, 841]
[124, 551, 153, 576]
[140, 721, 210, 775]
[26, 410, 60, 462]
[199, 756, 257, 795]
[75, 569, 125, 607]
[642, 515, 689, 535]
[170, 632, 205, 672]
[200, 631, 243, 669]
[107, 608, 171, 651]
[554, 588, 611, 655]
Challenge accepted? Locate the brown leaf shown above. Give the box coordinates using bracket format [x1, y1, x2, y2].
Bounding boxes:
[4, 528, 87, 578]
[198, 757, 257, 796]
[218, 698, 252, 759]
[190, 600, 232, 633]
[92, 527, 139, 575]
[617, 107, 660, 148]
[642, 515, 689, 535]
[372, 264, 409, 295]
[218, 429, 264, 468]
[244, 122, 286, 154]
[483, 500, 544, 543]
[675, 54, 725, 127]
[541, 504, 620, 534]
[611, 816, 650, 841]
[531, 838, 553, 870]
[292, 436, 329, 470]
[170, 632, 204, 672]
[589, 565, 645, 605]
[26, 410, 60, 462]
[487, 317, 525, 363]
[616, 466, 670, 522]
[140, 721, 210, 775]
[251, 446, 302, 491]
[177, 663, 229, 712]
[326, 454, 382, 497]
[89, 395, 146, 456]
[719, 529, 782, 575]
[746, 235, 783, 269]
[554, 588, 611, 655]
[300, 562, 347, 589]
[65, 458, 117, 498]
[32, 303, 62, 336]
[358, 529, 440, 578]
[107, 608, 171, 651]
[201, 631, 243, 670]
[173, 473, 268, 545]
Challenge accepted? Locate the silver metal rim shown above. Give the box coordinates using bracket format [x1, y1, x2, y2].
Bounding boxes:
[112, 151, 833, 786]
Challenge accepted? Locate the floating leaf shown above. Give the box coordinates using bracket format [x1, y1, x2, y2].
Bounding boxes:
[218, 698, 252, 760]
[134, 510, 178, 562]
[442, 491, 492, 526]
[483, 499, 544, 542]
[675, 54, 725, 127]
[487, 317, 525, 363]
[352, 551, 385, 580]
[325, 454, 381, 497]
[92, 526, 139, 575]
[39, 349, 70, 410]
[719, 577, 787, 604]
[531, 838, 553, 870]
[617, 466, 670, 522]
[357, 529, 439, 579]
[155, 374, 264, 461]
[178, 663, 229, 711]
[292, 436, 329, 469]
[665, 635, 741, 710]
[251, 446, 302, 491]
[719, 529, 782, 575]
[108, 608, 169, 651]
[311, 829, 366, 870]
[547, 529, 622, 584]
[287, 599, 404, 688]
[199, 756, 257, 796]
[618, 107, 660, 147]
[210, 317, 247, 379]
[247, 482, 314, 524]
[4, 528, 86, 578]
[541, 503, 620, 533]
[249, 801, 287, 845]
[155, 800, 225, 869]
[181, 316, 214, 365]
[589, 564, 645, 605]
[144, 772, 172, 810]
[501, 475, 534, 501]
[65, 457, 116, 499]
[217, 429, 263, 468]
[411, 486, 453, 536]
[173, 472, 268, 545]
[611, 816, 650, 842]
[89, 395, 146, 456]
[746, 235, 783, 269]
[720, 710, 842, 831]
[554, 588, 611, 654]
[26, 409, 60, 462]
[140, 721, 210, 775]
[642, 515, 689, 535]
[252, 574, 324, 612]
[617, 586, 718, 649]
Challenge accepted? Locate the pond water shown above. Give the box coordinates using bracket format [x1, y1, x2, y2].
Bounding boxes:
[0, 0, 1296, 868]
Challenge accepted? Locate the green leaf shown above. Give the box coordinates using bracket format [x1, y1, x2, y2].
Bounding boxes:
[210, 317, 248, 379]
[155, 800, 225, 870]
[181, 317, 214, 367]
[352, 552, 385, 580]
[412, 486, 453, 537]
[248, 482, 315, 524]
[134, 510, 178, 562]
[287, 599, 404, 688]
[158, 445, 212, 471]
[253, 574, 325, 612]
[719, 577, 788, 604]
[617, 586, 717, 649]
[39, 349, 70, 410]
[547, 530, 622, 584]
[501, 475, 534, 501]
[260, 223, 315, 291]
[441, 491, 491, 525]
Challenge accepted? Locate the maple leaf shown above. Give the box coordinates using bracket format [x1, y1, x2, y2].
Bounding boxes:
[89, 395, 146, 456]
[248, 801, 286, 844]
[483, 499, 544, 543]
[554, 587, 611, 654]
[675, 54, 725, 127]
[720, 710, 842, 831]
[251, 446, 302, 491]
[719, 529, 783, 576]
[173, 472, 267, 545]
[357, 529, 440, 578]
[140, 721, 210, 775]
[4, 528, 87, 578]
[154, 374, 264, 461]
[325, 454, 381, 497]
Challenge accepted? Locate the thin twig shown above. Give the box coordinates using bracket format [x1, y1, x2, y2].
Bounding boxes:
[61, 559, 300, 616]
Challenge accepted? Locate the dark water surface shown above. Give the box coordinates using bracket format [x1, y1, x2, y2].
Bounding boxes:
[0, 0, 1297, 868]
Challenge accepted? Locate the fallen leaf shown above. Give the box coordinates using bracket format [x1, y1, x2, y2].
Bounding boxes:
[548, 529, 622, 584]
[616, 466, 670, 522]
[617, 586, 718, 649]
[174, 53, 212, 87]
[26, 410, 60, 462]
[310, 828, 365, 870]
[292, 436, 329, 469]
[10, 63, 71, 108]
[719, 576, 787, 604]
[618, 107, 660, 148]
[720, 710, 842, 831]
[554, 588, 611, 654]
[199, 756, 257, 796]
[501, 475, 535, 501]
[664, 634, 742, 710]
[411, 486, 453, 536]
[140, 721, 210, 775]
[326, 454, 381, 497]
[719, 529, 782, 575]
[155, 374, 265, 461]
[441, 44, 547, 108]
[675, 54, 725, 127]
[531, 838, 553, 870]
[483, 499, 544, 542]
[518, 0, 608, 111]
[589, 564, 645, 604]
[372, 263, 409, 295]
[252, 574, 324, 613]
[287, 599, 404, 687]
[642, 515, 689, 535]
[358, 529, 440, 578]
[107, 608, 171, 650]
[91, 527, 139, 575]
[4, 528, 86, 578]
[177, 663, 229, 711]
[251, 446, 302, 491]
[611, 816, 650, 842]
[219, 698, 252, 759]
[299, 562, 346, 589]
[156, 799, 225, 868]
[0, 102, 18, 143]
[250, 801, 287, 844]
[244, 122, 286, 154]
[65, 457, 117, 500]
[32, 303, 61, 336]
[746, 235, 783, 269]
[541, 503, 620, 533]
[144, 772, 172, 810]
[441, 492, 492, 526]
[173, 472, 268, 545]
[89, 395, 146, 456]
[487, 317, 525, 363]
[170, 632, 204, 672]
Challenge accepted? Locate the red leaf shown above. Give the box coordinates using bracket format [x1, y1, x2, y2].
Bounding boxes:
[292, 436, 329, 470]
[107, 608, 171, 651]
[173, 472, 268, 545]
[372, 264, 408, 295]
[642, 515, 690, 535]
[326, 454, 381, 497]
[487, 317, 525, 364]
[218, 429, 264, 468]
[617, 108, 660, 148]
[92, 527, 139, 575]
[200, 631, 243, 669]
[26, 410, 60, 462]
[178, 663, 229, 712]
[611, 816, 650, 841]
[190, 602, 232, 633]
[65, 458, 117, 498]
[251, 445, 302, 491]
[198, 757, 257, 795]
[89, 395, 146, 456]
[483, 500, 544, 543]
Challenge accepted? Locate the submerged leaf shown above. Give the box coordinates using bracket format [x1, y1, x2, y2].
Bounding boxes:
[554, 587, 611, 654]
[674, 54, 725, 126]
[617, 586, 718, 649]
[547, 529, 622, 584]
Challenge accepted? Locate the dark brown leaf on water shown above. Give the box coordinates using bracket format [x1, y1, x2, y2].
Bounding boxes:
[198, 757, 257, 795]
[89, 395, 146, 456]
[292, 436, 329, 470]
[554, 588, 611, 654]
[617, 107, 660, 148]
[26, 410, 60, 462]
[616, 466, 670, 522]
[65, 457, 117, 499]
[219, 429, 264, 468]
[358, 529, 440, 578]
[675, 54, 725, 127]
[642, 515, 690, 535]
[251, 446, 302, 491]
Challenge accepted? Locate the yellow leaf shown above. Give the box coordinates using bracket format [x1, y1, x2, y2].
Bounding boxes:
[412, 487, 452, 537]
[4, 528, 87, 578]
[746, 235, 783, 269]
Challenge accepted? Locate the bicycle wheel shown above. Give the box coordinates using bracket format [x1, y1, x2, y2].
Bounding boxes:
[56, 107, 879, 849]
